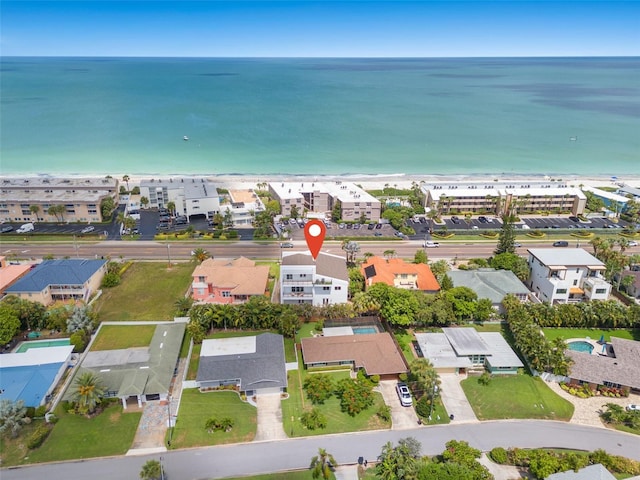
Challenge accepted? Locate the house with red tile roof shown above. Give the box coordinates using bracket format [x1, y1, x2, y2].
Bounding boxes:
[360, 256, 440, 293]
[0, 256, 32, 298]
[191, 257, 269, 304]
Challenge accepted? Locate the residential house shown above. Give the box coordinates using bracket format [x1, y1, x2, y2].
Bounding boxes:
[301, 332, 408, 379]
[447, 268, 529, 313]
[269, 181, 381, 222]
[64, 323, 185, 409]
[360, 256, 440, 293]
[0, 176, 118, 223]
[139, 177, 220, 219]
[220, 189, 266, 226]
[415, 328, 524, 375]
[619, 269, 640, 299]
[191, 257, 270, 304]
[526, 248, 611, 303]
[546, 464, 615, 480]
[280, 252, 348, 306]
[4, 258, 108, 305]
[566, 337, 640, 395]
[0, 256, 32, 298]
[196, 333, 287, 396]
[421, 180, 586, 216]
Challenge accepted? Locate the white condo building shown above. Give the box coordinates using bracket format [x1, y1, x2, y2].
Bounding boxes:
[280, 252, 349, 306]
[526, 248, 611, 304]
[269, 181, 381, 221]
[139, 178, 220, 218]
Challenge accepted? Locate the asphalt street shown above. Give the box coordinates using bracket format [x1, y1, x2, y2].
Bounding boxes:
[2, 421, 639, 480]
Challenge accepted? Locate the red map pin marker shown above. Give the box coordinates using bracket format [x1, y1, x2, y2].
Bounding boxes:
[304, 219, 326, 260]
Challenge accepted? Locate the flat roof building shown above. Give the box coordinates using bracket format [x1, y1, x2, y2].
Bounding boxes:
[139, 177, 221, 218]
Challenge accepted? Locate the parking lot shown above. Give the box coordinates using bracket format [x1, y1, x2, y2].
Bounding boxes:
[279, 218, 399, 241]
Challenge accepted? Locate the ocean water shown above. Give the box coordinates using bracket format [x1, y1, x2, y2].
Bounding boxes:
[1, 57, 639, 176]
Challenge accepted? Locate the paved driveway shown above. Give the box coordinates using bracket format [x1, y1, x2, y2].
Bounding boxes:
[377, 380, 420, 429]
[254, 393, 287, 441]
[438, 373, 478, 423]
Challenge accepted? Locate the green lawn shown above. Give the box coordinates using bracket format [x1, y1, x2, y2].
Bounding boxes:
[90, 324, 156, 351]
[93, 262, 194, 321]
[542, 328, 640, 342]
[282, 360, 391, 437]
[393, 330, 416, 363]
[23, 402, 141, 464]
[170, 389, 256, 448]
[461, 374, 574, 421]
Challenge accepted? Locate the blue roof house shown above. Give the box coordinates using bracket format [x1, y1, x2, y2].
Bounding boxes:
[4, 259, 107, 305]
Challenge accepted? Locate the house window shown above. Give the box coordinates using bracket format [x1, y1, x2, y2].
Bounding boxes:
[334, 286, 341, 290]
[322, 287, 330, 291]
[573, 280, 578, 286]
[222, 291, 231, 297]
[556, 288, 567, 294]
[595, 288, 607, 294]
[286, 274, 293, 280]
[292, 286, 304, 293]
[198, 276, 205, 282]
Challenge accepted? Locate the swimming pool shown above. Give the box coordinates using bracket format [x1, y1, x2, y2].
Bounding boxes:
[16, 338, 71, 353]
[567, 340, 594, 354]
[352, 326, 378, 335]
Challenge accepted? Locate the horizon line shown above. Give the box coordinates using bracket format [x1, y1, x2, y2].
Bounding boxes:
[3, 55, 639, 60]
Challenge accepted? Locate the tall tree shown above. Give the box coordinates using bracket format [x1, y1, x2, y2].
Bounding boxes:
[310, 448, 337, 480]
[166, 201, 176, 217]
[494, 213, 516, 255]
[122, 174, 130, 192]
[342, 240, 360, 266]
[139, 459, 162, 480]
[72, 372, 105, 415]
[0, 309, 21, 345]
[0, 400, 28, 438]
[29, 204, 40, 222]
[191, 248, 211, 263]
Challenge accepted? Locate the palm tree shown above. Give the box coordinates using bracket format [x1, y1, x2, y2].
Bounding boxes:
[341, 240, 360, 266]
[191, 248, 211, 263]
[383, 249, 396, 261]
[73, 372, 105, 415]
[139, 459, 162, 480]
[310, 448, 337, 480]
[175, 297, 194, 316]
[140, 196, 149, 209]
[122, 174, 130, 192]
[123, 216, 136, 233]
[166, 201, 176, 217]
[29, 204, 40, 222]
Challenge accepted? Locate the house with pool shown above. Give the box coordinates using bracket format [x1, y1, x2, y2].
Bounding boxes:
[415, 328, 524, 375]
[565, 337, 640, 395]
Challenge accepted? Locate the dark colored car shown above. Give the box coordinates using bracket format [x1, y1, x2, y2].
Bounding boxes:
[1, 226, 14, 233]
[451, 216, 460, 224]
[553, 241, 569, 247]
[478, 216, 488, 223]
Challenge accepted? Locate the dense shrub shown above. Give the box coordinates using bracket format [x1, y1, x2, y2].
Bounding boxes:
[490, 447, 508, 464]
[204, 416, 234, 433]
[415, 396, 431, 418]
[300, 408, 327, 430]
[377, 405, 391, 422]
[27, 423, 52, 449]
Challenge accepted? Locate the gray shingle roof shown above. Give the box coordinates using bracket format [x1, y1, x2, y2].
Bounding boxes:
[196, 333, 287, 391]
[546, 464, 615, 480]
[5, 259, 107, 293]
[447, 269, 529, 304]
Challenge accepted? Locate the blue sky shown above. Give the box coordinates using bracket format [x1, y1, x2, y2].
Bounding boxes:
[1, 1, 638, 57]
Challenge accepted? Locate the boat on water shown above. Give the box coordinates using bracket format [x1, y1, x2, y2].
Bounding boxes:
[183, 136, 189, 141]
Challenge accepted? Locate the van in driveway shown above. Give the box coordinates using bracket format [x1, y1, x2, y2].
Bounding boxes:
[16, 223, 34, 233]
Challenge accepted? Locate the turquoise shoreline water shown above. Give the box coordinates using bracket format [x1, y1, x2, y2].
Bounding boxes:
[1, 57, 639, 176]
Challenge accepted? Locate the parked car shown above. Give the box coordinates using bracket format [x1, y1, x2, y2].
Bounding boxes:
[478, 216, 488, 223]
[1, 226, 14, 233]
[568, 216, 580, 222]
[626, 404, 640, 412]
[395, 382, 413, 407]
[16, 223, 34, 233]
[375, 223, 383, 229]
[367, 223, 375, 230]
[628, 240, 638, 247]
[451, 216, 460, 224]
[553, 241, 569, 247]
[280, 242, 294, 248]
[81, 225, 95, 234]
[423, 241, 440, 248]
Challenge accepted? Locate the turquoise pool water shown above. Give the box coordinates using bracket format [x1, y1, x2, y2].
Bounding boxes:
[16, 338, 71, 353]
[567, 341, 594, 354]
[352, 326, 378, 335]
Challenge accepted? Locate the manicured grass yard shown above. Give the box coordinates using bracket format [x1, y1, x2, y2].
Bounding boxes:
[543, 328, 640, 342]
[282, 360, 391, 437]
[93, 262, 194, 321]
[461, 374, 574, 421]
[170, 389, 256, 448]
[90, 324, 156, 351]
[25, 402, 141, 464]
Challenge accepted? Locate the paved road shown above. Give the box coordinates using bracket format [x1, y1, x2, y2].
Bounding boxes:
[3, 421, 639, 480]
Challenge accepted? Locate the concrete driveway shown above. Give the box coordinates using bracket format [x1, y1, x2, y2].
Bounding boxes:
[254, 393, 287, 441]
[377, 380, 420, 430]
[438, 373, 478, 423]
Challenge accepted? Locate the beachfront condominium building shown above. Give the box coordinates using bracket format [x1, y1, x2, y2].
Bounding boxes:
[421, 179, 586, 217]
[526, 248, 611, 304]
[280, 252, 349, 306]
[0, 177, 118, 223]
[221, 189, 266, 226]
[139, 177, 221, 218]
[269, 181, 381, 222]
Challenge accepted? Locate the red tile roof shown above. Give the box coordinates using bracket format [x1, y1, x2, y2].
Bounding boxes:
[360, 256, 440, 292]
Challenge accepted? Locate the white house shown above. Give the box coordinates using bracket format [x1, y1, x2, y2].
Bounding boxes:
[526, 248, 611, 303]
[280, 252, 349, 306]
[139, 177, 221, 218]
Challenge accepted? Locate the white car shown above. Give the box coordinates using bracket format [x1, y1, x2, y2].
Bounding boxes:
[423, 241, 440, 248]
[396, 382, 413, 407]
[626, 404, 640, 412]
[81, 226, 95, 234]
[628, 241, 638, 247]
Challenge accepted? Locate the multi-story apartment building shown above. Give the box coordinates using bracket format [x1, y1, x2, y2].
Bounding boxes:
[280, 252, 348, 306]
[269, 181, 381, 221]
[421, 180, 586, 216]
[0, 177, 118, 223]
[221, 189, 266, 226]
[526, 248, 611, 303]
[139, 177, 220, 218]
